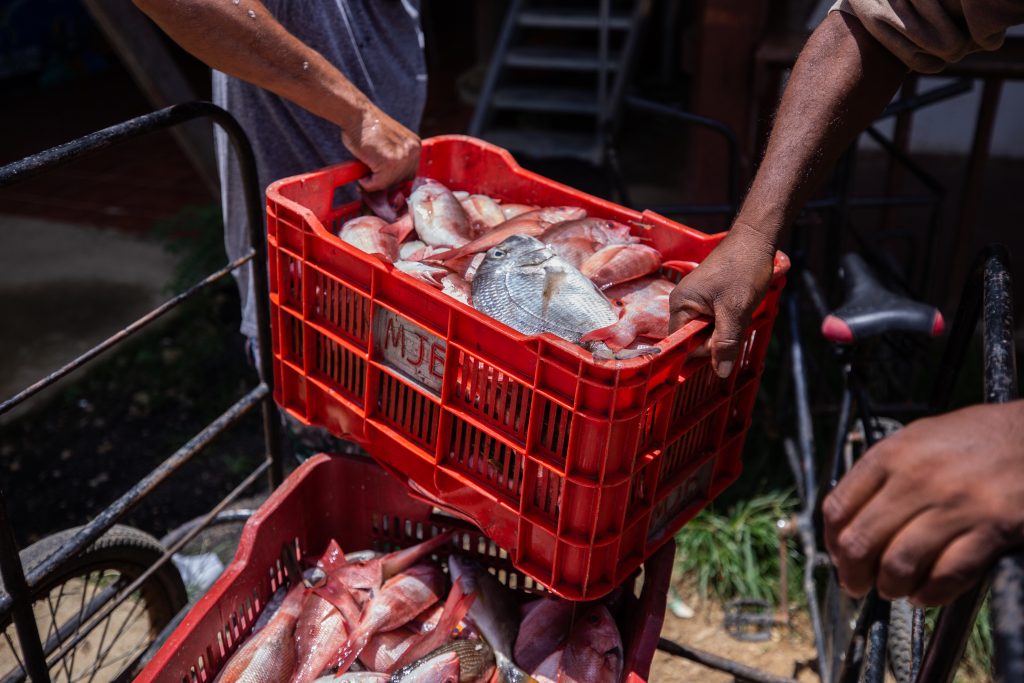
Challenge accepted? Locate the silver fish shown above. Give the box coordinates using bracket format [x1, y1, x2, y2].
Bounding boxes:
[471, 235, 618, 349]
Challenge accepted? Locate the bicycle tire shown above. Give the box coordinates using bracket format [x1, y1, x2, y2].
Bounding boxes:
[0, 524, 188, 683]
[887, 598, 916, 683]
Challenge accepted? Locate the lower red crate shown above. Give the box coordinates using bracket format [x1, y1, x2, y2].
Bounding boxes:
[135, 453, 673, 683]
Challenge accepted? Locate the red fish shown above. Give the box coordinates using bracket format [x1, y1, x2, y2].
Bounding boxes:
[532, 647, 563, 683]
[431, 207, 587, 263]
[580, 278, 676, 351]
[292, 544, 363, 682]
[390, 579, 475, 671]
[332, 531, 453, 601]
[580, 244, 661, 290]
[409, 179, 474, 248]
[500, 204, 538, 220]
[513, 599, 575, 673]
[214, 584, 305, 683]
[333, 563, 445, 673]
[338, 216, 401, 263]
[556, 606, 622, 683]
[541, 217, 637, 248]
[460, 194, 507, 234]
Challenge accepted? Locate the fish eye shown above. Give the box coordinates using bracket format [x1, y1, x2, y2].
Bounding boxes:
[491, 249, 505, 258]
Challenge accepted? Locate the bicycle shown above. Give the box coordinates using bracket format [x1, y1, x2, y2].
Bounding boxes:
[777, 239, 1021, 683]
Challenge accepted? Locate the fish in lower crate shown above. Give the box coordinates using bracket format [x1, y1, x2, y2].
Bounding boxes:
[215, 530, 631, 683]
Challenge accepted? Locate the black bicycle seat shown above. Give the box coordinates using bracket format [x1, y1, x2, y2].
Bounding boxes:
[821, 253, 944, 344]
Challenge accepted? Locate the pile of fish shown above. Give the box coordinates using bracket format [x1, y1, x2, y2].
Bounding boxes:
[338, 179, 680, 360]
[215, 532, 625, 683]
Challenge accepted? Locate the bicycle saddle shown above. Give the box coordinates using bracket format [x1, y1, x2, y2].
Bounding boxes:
[821, 253, 944, 344]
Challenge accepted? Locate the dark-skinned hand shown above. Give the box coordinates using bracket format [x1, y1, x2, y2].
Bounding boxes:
[668, 223, 776, 378]
[823, 401, 1024, 606]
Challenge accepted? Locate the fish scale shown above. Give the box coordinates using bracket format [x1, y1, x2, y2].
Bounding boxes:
[472, 235, 618, 346]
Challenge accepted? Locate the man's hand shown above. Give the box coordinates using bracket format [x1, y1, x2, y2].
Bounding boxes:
[342, 104, 421, 192]
[823, 401, 1024, 606]
[668, 224, 776, 378]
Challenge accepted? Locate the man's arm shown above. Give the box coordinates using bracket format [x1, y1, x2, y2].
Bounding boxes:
[669, 11, 907, 378]
[133, 0, 419, 190]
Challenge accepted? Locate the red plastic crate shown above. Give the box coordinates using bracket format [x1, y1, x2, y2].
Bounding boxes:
[135, 453, 674, 683]
[265, 135, 786, 600]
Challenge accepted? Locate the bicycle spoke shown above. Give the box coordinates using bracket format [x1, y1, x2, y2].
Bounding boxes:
[3, 629, 26, 676]
[82, 591, 146, 683]
[44, 589, 73, 682]
[82, 586, 116, 683]
[65, 570, 95, 682]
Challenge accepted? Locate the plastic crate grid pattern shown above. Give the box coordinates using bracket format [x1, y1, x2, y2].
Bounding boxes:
[265, 136, 783, 600]
[136, 454, 672, 683]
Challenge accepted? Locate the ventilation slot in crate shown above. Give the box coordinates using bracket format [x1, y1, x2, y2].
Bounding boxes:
[280, 312, 303, 366]
[638, 395, 667, 452]
[445, 418, 524, 503]
[280, 251, 302, 311]
[453, 350, 532, 444]
[312, 332, 365, 405]
[526, 464, 563, 526]
[647, 458, 715, 543]
[376, 372, 439, 448]
[671, 362, 724, 422]
[311, 269, 370, 347]
[659, 412, 718, 488]
[535, 397, 573, 466]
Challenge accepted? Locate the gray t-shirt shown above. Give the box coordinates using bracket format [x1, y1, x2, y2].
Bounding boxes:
[213, 0, 427, 339]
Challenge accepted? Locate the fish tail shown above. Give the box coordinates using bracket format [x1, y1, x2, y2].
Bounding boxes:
[496, 652, 541, 683]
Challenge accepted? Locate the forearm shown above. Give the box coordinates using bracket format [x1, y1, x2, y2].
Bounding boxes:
[733, 11, 908, 247]
[132, 0, 370, 130]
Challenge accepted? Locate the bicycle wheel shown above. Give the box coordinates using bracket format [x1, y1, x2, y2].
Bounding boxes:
[0, 525, 188, 683]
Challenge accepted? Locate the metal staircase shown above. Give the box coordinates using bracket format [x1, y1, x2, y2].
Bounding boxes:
[469, 0, 653, 167]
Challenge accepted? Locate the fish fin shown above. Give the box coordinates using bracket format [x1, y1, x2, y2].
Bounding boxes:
[381, 214, 414, 243]
[428, 247, 460, 262]
[387, 578, 476, 672]
[312, 575, 362, 625]
[360, 188, 399, 223]
[380, 530, 454, 579]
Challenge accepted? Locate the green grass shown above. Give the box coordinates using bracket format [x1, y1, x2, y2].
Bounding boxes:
[674, 490, 800, 605]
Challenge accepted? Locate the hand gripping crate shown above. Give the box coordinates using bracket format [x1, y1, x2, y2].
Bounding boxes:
[135, 453, 674, 683]
[265, 135, 787, 600]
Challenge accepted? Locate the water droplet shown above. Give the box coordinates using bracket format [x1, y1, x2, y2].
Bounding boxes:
[302, 61, 309, 70]
[247, 9, 256, 17]
[232, 0, 239, 4]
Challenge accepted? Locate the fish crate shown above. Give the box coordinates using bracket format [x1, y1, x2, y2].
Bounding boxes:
[135, 453, 673, 683]
[266, 135, 787, 600]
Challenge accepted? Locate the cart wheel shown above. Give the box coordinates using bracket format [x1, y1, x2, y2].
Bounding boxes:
[0, 525, 188, 683]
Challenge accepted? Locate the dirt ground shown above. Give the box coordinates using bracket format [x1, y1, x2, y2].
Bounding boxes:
[651, 591, 818, 683]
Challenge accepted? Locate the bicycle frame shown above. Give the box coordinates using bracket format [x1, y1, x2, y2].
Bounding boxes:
[784, 242, 1021, 683]
[0, 102, 285, 682]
